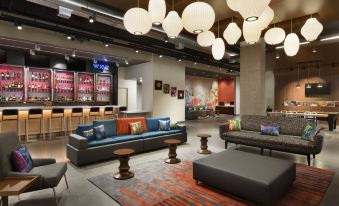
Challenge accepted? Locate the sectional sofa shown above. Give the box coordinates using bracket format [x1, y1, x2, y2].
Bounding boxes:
[67, 117, 187, 166]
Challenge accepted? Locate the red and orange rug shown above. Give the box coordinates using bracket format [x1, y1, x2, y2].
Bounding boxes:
[89, 159, 334, 206]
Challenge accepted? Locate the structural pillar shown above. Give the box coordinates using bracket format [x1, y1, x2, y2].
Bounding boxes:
[240, 39, 266, 115]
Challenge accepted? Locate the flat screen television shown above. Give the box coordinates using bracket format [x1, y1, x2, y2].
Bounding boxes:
[305, 83, 331, 97]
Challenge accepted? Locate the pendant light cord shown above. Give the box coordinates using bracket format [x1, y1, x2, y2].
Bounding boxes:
[218, 21, 220, 38]
[172, 0, 174, 10]
[137, 0, 139, 7]
[290, 19, 292, 33]
[297, 64, 300, 82]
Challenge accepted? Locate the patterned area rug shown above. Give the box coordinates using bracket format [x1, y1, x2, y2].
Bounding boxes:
[88, 158, 334, 206]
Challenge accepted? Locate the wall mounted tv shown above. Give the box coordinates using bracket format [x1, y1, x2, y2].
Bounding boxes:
[305, 83, 331, 97]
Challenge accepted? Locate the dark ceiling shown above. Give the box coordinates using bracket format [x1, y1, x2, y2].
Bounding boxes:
[186, 67, 234, 80]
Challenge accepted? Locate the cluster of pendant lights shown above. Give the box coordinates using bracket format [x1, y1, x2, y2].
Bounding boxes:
[123, 0, 324, 61]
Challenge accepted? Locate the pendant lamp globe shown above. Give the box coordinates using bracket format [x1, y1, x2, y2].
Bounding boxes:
[148, 0, 166, 25]
[123, 7, 152, 35]
[264, 27, 286, 45]
[197, 31, 215, 47]
[212, 38, 225, 60]
[301, 17, 323, 41]
[182, 2, 215, 34]
[223, 22, 242, 45]
[162, 11, 183, 38]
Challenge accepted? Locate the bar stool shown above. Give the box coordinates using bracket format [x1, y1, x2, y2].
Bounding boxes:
[86, 107, 101, 123]
[0, 109, 20, 140]
[25, 109, 44, 142]
[103, 107, 113, 120]
[69, 108, 84, 132]
[49, 108, 66, 138]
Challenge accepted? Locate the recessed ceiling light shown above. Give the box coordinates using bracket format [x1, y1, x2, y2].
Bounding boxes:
[135, 49, 140, 53]
[159, 54, 163, 58]
[194, 61, 197, 65]
[15, 23, 22, 30]
[104, 42, 109, 47]
[67, 34, 72, 40]
[164, 37, 169, 43]
[177, 58, 182, 62]
[89, 16, 94, 23]
[312, 47, 317, 53]
[125, 59, 129, 65]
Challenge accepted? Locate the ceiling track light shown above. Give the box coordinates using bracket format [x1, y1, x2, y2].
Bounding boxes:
[164, 37, 169, 43]
[312, 47, 317, 53]
[177, 58, 182, 62]
[65, 54, 70, 61]
[66, 34, 72, 40]
[29, 49, 35, 56]
[193, 61, 197, 65]
[159, 54, 163, 58]
[135, 49, 140, 53]
[72, 50, 76, 57]
[125, 59, 129, 65]
[104, 42, 109, 47]
[34, 44, 41, 51]
[296, 64, 301, 89]
[89, 15, 95, 23]
[93, 58, 97, 64]
[15, 22, 22, 30]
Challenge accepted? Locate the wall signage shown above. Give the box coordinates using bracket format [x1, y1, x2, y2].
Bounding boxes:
[92, 63, 111, 72]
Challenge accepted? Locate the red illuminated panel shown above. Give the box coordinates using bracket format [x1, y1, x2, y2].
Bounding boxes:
[0, 65, 25, 102]
[54, 70, 75, 102]
[27, 68, 52, 102]
[77, 72, 94, 102]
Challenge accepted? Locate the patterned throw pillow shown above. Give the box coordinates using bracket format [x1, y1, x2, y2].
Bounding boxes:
[302, 125, 323, 142]
[159, 120, 171, 131]
[129, 122, 143, 135]
[11, 145, 33, 173]
[261, 125, 280, 136]
[82, 129, 95, 141]
[93, 125, 106, 140]
[228, 120, 241, 131]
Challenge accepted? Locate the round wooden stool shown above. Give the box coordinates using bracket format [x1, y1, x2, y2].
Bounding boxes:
[197, 134, 212, 154]
[164, 139, 181, 164]
[113, 149, 135, 180]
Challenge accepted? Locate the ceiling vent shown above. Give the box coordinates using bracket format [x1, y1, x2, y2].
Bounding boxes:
[58, 6, 73, 19]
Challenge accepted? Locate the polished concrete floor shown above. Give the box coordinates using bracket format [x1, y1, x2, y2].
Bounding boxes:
[9, 116, 339, 206]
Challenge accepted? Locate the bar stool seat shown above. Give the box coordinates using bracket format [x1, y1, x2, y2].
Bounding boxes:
[103, 107, 113, 119]
[87, 107, 101, 123]
[70, 108, 84, 132]
[26, 109, 44, 142]
[49, 108, 66, 138]
[0, 109, 20, 141]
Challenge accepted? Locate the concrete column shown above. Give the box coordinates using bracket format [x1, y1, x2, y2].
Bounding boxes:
[240, 39, 266, 115]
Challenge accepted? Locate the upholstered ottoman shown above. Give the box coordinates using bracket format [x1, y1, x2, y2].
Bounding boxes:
[193, 150, 296, 206]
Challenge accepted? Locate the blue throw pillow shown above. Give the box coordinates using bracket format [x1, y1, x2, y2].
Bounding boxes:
[11, 145, 33, 173]
[261, 125, 280, 136]
[77, 124, 93, 136]
[159, 120, 171, 131]
[93, 125, 106, 140]
[146, 117, 170, 131]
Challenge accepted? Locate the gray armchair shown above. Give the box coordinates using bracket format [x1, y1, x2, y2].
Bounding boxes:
[0, 132, 68, 205]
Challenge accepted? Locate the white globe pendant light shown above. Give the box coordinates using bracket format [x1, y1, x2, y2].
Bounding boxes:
[264, 27, 286, 45]
[182, 2, 215, 34]
[162, 11, 183, 38]
[124, 7, 152, 35]
[148, 0, 166, 25]
[284, 33, 300, 56]
[223, 22, 242, 45]
[212, 38, 225, 60]
[257, 7, 274, 29]
[243, 20, 262, 44]
[300, 17, 323, 41]
[230, 0, 271, 22]
[197, 31, 215, 47]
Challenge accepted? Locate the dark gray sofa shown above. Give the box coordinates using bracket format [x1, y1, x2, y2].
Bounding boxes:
[67, 123, 187, 166]
[219, 115, 324, 165]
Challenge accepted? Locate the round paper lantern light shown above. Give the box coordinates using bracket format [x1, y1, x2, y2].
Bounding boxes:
[212, 38, 225, 60]
[243, 20, 262, 44]
[123, 8, 152, 35]
[182, 2, 215, 34]
[197, 31, 215, 47]
[230, 0, 271, 22]
[162, 11, 183, 38]
[284, 33, 300, 56]
[223, 22, 242, 45]
[257, 7, 274, 29]
[264, 27, 286, 45]
[300, 17, 323, 41]
[226, 0, 239, 11]
[148, 0, 166, 25]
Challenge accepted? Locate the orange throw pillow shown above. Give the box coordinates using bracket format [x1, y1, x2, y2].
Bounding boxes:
[116, 117, 147, 135]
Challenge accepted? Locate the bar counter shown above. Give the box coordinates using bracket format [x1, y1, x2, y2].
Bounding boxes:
[0, 105, 120, 139]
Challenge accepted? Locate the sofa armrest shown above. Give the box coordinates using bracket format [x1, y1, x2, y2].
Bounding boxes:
[32, 158, 56, 167]
[313, 134, 324, 154]
[219, 123, 229, 140]
[68, 134, 87, 150]
[177, 124, 187, 134]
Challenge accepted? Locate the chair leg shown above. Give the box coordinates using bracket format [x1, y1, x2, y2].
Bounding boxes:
[307, 154, 311, 166]
[52, 188, 58, 205]
[225, 141, 228, 149]
[313, 154, 315, 159]
[64, 174, 69, 189]
[25, 119, 29, 142]
[269, 150, 272, 157]
[261, 148, 264, 155]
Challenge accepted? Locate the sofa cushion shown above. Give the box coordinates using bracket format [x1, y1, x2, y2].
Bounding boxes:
[159, 120, 171, 131]
[240, 115, 310, 136]
[141, 130, 182, 139]
[93, 125, 106, 140]
[116, 117, 147, 135]
[130, 122, 143, 135]
[76, 124, 94, 137]
[93, 119, 117, 137]
[228, 119, 241, 131]
[87, 135, 144, 147]
[145, 117, 170, 131]
[11, 145, 33, 173]
[261, 125, 280, 136]
[225, 130, 313, 148]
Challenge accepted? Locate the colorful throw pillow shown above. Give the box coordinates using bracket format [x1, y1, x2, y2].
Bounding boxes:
[129, 122, 143, 135]
[11, 145, 33, 173]
[261, 125, 280, 136]
[159, 120, 171, 131]
[82, 129, 95, 141]
[93, 125, 106, 140]
[302, 125, 323, 142]
[228, 120, 241, 131]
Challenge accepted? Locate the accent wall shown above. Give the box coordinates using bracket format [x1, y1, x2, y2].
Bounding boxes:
[218, 79, 235, 104]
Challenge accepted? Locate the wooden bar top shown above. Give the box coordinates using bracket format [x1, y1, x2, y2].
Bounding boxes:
[0, 176, 39, 196]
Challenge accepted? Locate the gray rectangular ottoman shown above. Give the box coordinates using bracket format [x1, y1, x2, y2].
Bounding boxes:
[193, 150, 296, 206]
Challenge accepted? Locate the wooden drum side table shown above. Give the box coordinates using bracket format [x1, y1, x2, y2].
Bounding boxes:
[197, 134, 212, 154]
[113, 149, 135, 180]
[164, 139, 181, 164]
[0, 176, 39, 206]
